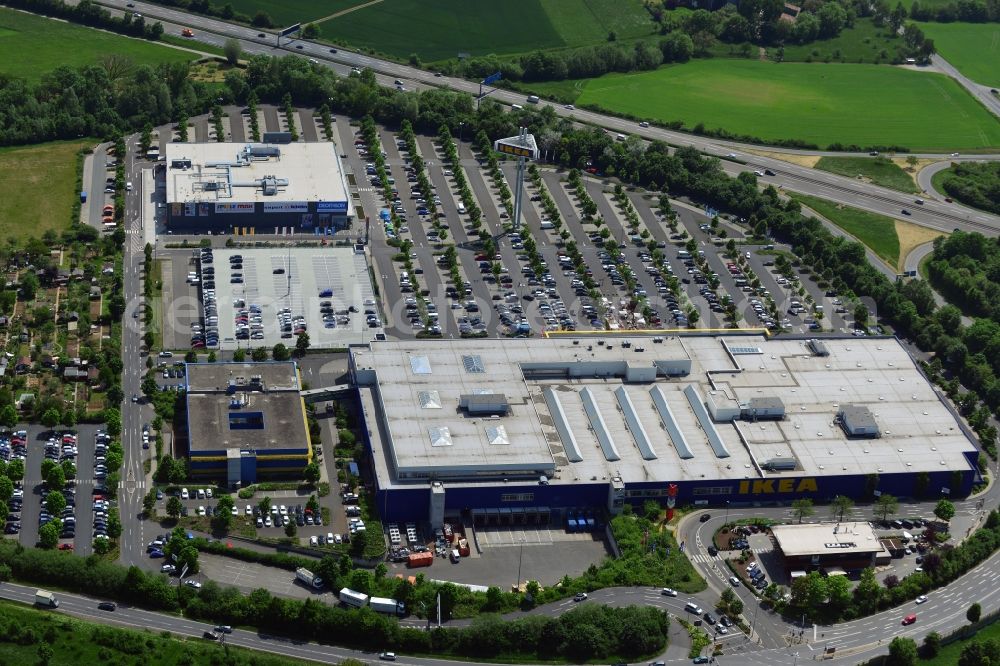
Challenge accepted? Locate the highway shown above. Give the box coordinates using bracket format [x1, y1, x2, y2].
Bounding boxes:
[88, 0, 1000, 239]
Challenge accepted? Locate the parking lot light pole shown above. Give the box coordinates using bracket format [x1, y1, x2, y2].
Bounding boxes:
[724, 500, 730, 527]
[516, 538, 524, 592]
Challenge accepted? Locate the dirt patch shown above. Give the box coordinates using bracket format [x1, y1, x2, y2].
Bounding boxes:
[189, 60, 236, 83]
[896, 220, 945, 267]
[893, 157, 937, 190]
[743, 149, 820, 168]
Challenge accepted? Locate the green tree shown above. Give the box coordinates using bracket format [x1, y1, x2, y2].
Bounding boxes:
[108, 510, 122, 539]
[215, 494, 235, 530]
[38, 521, 60, 549]
[295, 332, 310, 356]
[40, 407, 60, 431]
[791, 498, 814, 523]
[285, 521, 297, 537]
[303, 462, 321, 484]
[935, 499, 955, 523]
[922, 631, 941, 658]
[143, 489, 156, 516]
[166, 495, 183, 519]
[874, 493, 899, 522]
[0, 476, 12, 503]
[252, 347, 269, 362]
[45, 491, 66, 516]
[6, 459, 24, 482]
[61, 460, 75, 480]
[37, 642, 53, 666]
[141, 375, 158, 397]
[968, 602, 982, 624]
[223, 38, 242, 65]
[830, 495, 854, 522]
[251, 10, 273, 27]
[887, 636, 918, 666]
[302, 22, 320, 39]
[272, 343, 290, 361]
[45, 465, 65, 491]
[233, 348, 246, 362]
[0, 404, 18, 428]
[258, 495, 272, 516]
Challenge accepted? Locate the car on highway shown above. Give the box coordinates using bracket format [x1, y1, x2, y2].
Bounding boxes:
[699, 513, 711, 522]
[902, 614, 917, 625]
[754, 170, 765, 176]
[215, 625, 233, 634]
[295, 44, 303, 49]
[573, 592, 588, 602]
[729, 576, 741, 587]
[915, 595, 928, 604]
[639, 121, 649, 128]
[98, 602, 117, 611]
[901, 209, 911, 215]
[379, 653, 396, 661]
[181, 28, 194, 37]
[693, 658, 710, 664]
[203, 631, 219, 640]
[564, 104, 575, 110]
[661, 588, 678, 596]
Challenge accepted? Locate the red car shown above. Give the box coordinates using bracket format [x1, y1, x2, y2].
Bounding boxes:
[58, 543, 74, 551]
[902, 614, 917, 625]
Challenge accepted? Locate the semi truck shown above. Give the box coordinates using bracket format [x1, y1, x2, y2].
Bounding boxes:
[369, 596, 406, 616]
[35, 590, 59, 608]
[339, 587, 370, 609]
[296, 567, 324, 589]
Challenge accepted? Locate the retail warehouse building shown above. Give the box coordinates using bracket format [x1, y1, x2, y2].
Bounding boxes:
[350, 335, 980, 526]
[185, 362, 311, 484]
[163, 142, 352, 235]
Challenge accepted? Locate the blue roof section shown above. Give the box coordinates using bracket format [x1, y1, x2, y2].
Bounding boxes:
[580, 387, 621, 462]
[614, 387, 657, 460]
[543, 388, 584, 463]
[683, 385, 731, 458]
[649, 386, 694, 460]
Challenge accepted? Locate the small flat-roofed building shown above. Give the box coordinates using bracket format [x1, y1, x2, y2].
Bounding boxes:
[185, 361, 311, 485]
[163, 142, 352, 235]
[772, 522, 883, 572]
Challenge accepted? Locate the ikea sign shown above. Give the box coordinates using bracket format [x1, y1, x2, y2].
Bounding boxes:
[738, 478, 818, 495]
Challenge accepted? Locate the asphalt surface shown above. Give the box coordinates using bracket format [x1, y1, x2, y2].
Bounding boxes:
[118, 133, 155, 568]
[75, 0, 1000, 239]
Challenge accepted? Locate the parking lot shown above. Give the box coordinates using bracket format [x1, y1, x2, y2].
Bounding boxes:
[162, 245, 379, 352]
[1, 424, 109, 556]
[143, 105, 872, 345]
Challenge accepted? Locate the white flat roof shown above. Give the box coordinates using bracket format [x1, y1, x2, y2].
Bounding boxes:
[354, 335, 977, 488]
[772, 522, 882, 557]
[164, 142, 348, 205]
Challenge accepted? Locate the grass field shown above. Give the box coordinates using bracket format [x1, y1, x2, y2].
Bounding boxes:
[771, 18, 904, 63]
[815, 156, 920, 192]
[0, 140, 94, 241]
[0, 7, 193, 81]
[921, 617, 1000, 665]
[550, 60, 1000, 151]
[791, 193, 901, 268]
[918, 22, 1000, 87]
[226, 0, 364, 26]
[316, 0, 652, 61]
[0, 599, 314, 666]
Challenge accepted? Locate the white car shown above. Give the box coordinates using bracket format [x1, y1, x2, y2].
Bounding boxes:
[327, 532, 335, 544]
[245, 504, 252, 515]
[230, 506, 238, 516]
[264, 516, 273, 527]
[205, 488, 213, 499]
[181, 488, 189, 499]
[161, 564, 176, 573]
[309, 535, 319, 546]
[185, 580, 203, 589]
[916, 595, 928, 604]
[661, 588, 678, 596]
[197, 506, 206, 516]
[279, 505, 288, 516]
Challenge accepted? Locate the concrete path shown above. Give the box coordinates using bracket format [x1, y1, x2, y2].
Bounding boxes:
[930, 53, 1000, 119]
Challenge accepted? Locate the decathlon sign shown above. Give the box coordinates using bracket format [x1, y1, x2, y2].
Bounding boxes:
[317, 201, 348, 213]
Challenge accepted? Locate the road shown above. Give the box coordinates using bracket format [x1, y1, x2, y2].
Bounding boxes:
[118, 134, 152, 567]
[931, 53, 1000, 119]
[676, 473, 1000, 663]
[80, 0, 1000, 239]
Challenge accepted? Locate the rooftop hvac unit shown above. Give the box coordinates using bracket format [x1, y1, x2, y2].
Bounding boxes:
[762, 457, 797, 471]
